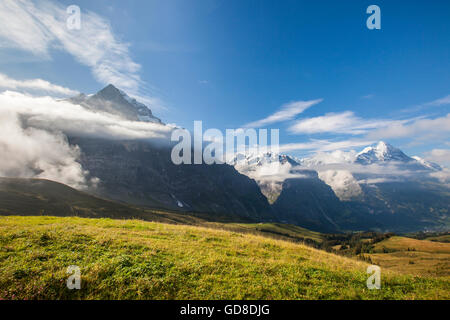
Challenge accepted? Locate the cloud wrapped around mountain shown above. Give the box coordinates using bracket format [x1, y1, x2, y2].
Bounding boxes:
[0, 90, 172, 189]
[0, 109, 92, 189]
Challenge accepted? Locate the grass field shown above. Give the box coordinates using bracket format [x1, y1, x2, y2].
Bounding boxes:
[367, 236, 450, 278]
[0, 216, 448, 300]
[424, 235, 450, 243]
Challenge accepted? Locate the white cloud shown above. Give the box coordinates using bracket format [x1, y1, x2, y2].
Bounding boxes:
[430, 168, 450, 186]
[0, 0, 54, 57]
[288, 111, 410, 135]
[0, 73, 78, 96]
[244, 99, 322, 128]
[424, 149, 450, 167]
[279, 139, 375, 153]
[401, 94, 450, 113]
[0, 91, 171, 140]
[367, 114, 450, 141]
[0, 90, 172, 189]
[0, 0, 159, 108]
[0, 109, 93, 190]
[318, 170, 362, 201]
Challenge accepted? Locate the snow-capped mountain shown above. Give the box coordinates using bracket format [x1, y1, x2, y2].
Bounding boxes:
[300, 141, 442, 172]
[234, 152, 300, 168]
[299, 150, 357, 167]
[68, 84, 162, 124]
[411, 156, 442, 171]
[355, 141, 413, 165]
[234, 141, 447, 206]
[233, 152, 309, 203]
[231, 142, 449, 232]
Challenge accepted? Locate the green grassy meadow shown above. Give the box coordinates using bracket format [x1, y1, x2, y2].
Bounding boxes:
[0, 216, 448, 300]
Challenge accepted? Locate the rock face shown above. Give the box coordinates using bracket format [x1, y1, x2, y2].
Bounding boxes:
[70, 137, 276, 222]
[272, 170, 344, 233]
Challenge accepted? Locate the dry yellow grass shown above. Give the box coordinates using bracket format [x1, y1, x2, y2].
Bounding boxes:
[368, 236, 450, 277]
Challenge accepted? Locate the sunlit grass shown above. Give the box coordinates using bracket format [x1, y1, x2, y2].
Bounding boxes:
[368, 236, 450, 278]
[0, 216, 448, 300]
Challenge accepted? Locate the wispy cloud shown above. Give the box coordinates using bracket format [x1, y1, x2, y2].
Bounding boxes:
[401, 94, 450, 113]
[0, 73, 78, 96]
[0, 0, 160, 108]
[244, 99, 323, 128]
[367, 113, 450, 141]
[423, 94, 450, 107]
[288, 111, 410, 135]
[279, 139, 374, 153]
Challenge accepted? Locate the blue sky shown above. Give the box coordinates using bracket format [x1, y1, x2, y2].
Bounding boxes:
[0, 0, 449, 163]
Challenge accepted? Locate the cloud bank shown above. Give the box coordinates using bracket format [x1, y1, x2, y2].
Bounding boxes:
[0, 73, 78, 96]
[0, 90, 171, 189]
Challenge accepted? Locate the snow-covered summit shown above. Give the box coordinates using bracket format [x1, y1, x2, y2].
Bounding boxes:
[355, 141, 412, 164]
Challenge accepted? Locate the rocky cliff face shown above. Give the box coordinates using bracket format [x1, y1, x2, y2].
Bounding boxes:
[70, 137, 276, 222]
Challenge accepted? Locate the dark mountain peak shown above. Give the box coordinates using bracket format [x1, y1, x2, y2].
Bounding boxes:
[94, 84, 126, 102]
[97, 83, 121, 94]
[103, 83, 119, 91]
[67, 84, 162, 124]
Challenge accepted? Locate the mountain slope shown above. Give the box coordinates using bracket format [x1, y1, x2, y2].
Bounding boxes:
[0, 177, 169, 221]
[70, 137, 276, 222]
[272, 172, 344, 233]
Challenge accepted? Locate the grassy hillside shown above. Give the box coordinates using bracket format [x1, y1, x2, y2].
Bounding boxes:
[0, 216, 448, 300]
[0, 177, 166, 221]
[0, 177, 324, 245]
[425, 235, 450, 243]
[367, 236, 450, 277]
[202, 222, 323, 244]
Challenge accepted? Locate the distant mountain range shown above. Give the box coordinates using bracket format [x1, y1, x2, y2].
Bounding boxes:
[234, 141, 449, 232]
[2, 84, 449, 233]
